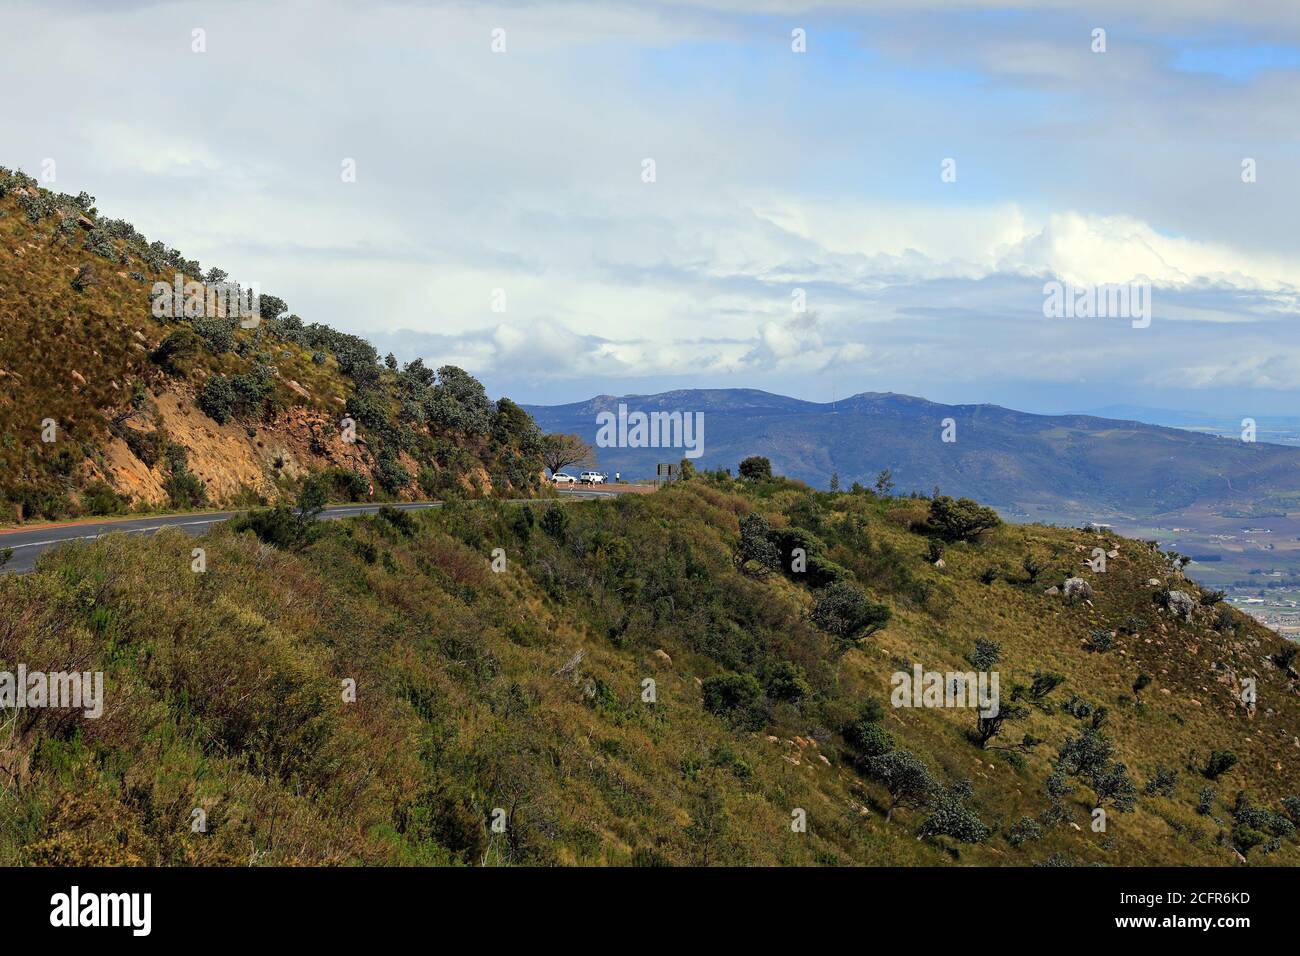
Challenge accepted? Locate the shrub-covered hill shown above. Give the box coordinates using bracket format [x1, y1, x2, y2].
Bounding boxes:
[0, 165, 545, 524]
[2, 475, 1297, 866]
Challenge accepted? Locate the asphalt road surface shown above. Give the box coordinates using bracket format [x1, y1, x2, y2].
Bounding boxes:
[0, 490, 616, 574]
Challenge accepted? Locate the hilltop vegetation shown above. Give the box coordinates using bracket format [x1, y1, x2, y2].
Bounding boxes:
[0, 165, 545, 524]
[2, 468, 1297, 866]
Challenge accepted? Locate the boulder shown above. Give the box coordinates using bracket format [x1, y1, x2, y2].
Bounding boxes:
[1063, 577, 1093, 602]
[1167, 590, 1195, 620]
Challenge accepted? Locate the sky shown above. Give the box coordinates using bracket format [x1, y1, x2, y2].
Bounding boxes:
[2, 0, 1299, 417]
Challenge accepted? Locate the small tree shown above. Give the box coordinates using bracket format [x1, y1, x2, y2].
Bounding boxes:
[810, 580, 890, 645]
[874, 469, 894, 495]
[1056, 726, 1115, 779]
[765, 662, 811, 703]
[968, 638, 1001, 671]
[738, 456, 772, 482]
[969, 698, 1030, 749]
[541, 433, 592, 476]
[1022, 554, 1043, 583]
[540, 503, 570, 542]
[829, 472, 840, 492]
[928, 495, 1001, 543]
[918, 784, 991, 844]
[843, 700, 893, 759]
[1028, 670, 1066, 707]
[1088, 762, 1138, 812]
[297, 474, 328, 522]
[1201, 750, 1238, 781]
[1196, 786, 1216, 816]
[1007, 816, 1043, 847]
[701, 673, 765, 730]
[733, 513, 780, 576]
[863, 749, 937, 822]
[1143, 765, 1178, 797]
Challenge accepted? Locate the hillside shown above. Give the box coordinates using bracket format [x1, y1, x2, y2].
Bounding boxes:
[2, 474, 1297, 866]
[524, 389, 1300, 518]
[0, 165, 545, 525]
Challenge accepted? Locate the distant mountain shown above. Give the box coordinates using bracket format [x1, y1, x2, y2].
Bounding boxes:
[1078, 405, 1300, 447]
[525, 388, 1300, 518]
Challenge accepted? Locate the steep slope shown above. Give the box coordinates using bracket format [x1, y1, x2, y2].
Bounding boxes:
[2, 478, 1296, 866]
[0, 166, 545, 524]
[524, 389, 1300, 517]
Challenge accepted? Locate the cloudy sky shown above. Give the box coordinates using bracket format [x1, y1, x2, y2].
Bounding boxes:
[3, 0, 1299, 415]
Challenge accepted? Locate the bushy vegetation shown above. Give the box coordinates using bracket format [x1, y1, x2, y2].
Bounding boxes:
[2, 470, 1297, 867]
[0, 167, 545, 522]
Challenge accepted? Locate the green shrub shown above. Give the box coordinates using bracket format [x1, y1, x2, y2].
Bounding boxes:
[1144, 765, 1179, 797]
[765, 661, 811, 703]
[540, 503, 569, 542]
[928, 495, 1001, 542]
[231, 505, 315, 551]
[701, 673, 765, 730]
[197, 374, 237, 424]
[151, 328, 203, 373]
[810, 580, 890, 645]
[378, 505, 417, 537]
[82, 481, 127, 516]
[1202, 750, 1238, 781]
[163, 469, 207, 509]
[192, 317, 236, 354]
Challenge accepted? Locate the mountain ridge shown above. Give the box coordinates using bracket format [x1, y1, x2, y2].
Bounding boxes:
[524, 387, 1300, 519]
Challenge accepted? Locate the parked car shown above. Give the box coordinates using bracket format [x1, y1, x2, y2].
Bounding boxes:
[551, 472, 577, 485]
[579, 471, 606, 485]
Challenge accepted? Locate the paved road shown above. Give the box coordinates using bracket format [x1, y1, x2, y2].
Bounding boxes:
[0, 490, 616, 574]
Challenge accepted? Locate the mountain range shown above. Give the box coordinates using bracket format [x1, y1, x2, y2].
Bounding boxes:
[526, 389, 1300, 522]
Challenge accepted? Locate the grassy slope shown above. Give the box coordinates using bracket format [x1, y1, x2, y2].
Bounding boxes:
[0, 180, 543, 521]
[1, 479, 1296, 866]
[0, 188, 344, 476]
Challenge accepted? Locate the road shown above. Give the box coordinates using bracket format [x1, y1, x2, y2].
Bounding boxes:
[0, 490, 617, 574]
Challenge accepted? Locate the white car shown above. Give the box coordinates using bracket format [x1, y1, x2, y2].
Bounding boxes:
[551, 472, 577, 485]
[579, 471, 606, 485]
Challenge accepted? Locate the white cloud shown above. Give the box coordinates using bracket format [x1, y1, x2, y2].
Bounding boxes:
[2, 0, 1298, 408]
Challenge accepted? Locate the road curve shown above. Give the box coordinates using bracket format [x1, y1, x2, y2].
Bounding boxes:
[0, 490, 617, 575]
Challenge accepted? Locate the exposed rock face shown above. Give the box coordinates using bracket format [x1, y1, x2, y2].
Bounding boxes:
[97, 385, 493, 507]
[1063, 577, 1094, 602]
[1166, 590, 1195, 620]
